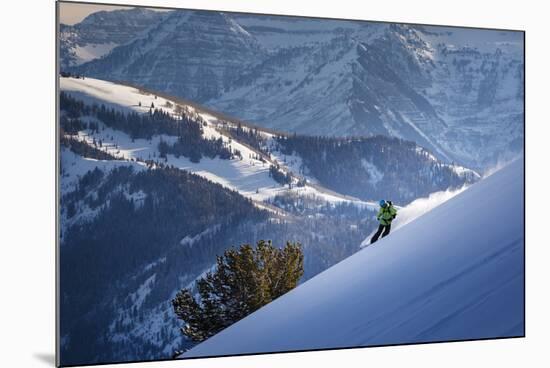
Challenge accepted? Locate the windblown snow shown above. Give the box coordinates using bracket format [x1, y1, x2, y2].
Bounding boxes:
[360, 184, 468, 248]
[183, 158, 524, 357]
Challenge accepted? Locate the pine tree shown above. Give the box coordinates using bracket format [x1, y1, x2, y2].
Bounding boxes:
[172, 240, 303, 342]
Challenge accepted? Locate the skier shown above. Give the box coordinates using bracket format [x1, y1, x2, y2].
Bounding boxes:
[370, 199, 397, 244]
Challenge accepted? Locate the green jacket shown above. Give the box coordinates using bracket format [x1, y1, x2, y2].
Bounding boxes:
[377, 205, 397, 226]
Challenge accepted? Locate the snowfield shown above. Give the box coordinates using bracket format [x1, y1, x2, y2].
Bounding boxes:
[61, 76, 181, 115]
[183, 158, 524, 357]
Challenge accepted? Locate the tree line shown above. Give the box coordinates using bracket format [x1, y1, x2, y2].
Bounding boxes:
[275, 134, 478, 204]
[60, 92, 233, 162]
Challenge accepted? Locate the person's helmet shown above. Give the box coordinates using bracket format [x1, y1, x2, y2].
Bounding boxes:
[379, 199, 386, 207]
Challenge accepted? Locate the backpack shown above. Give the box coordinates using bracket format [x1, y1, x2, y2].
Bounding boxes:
[378, 203, 397, 224]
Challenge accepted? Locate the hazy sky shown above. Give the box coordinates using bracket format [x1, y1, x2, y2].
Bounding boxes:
[58, 2, 169, 25]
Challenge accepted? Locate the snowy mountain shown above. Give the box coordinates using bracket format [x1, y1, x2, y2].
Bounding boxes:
[72, 10, 523, 170]
[58, 76, 376, 365]
[72, 10, 265, 102]
[206, 23, 523, 169]
[58, 75, 481, 365]
[59, 8, 168, 68]
[183, 157, 524, 358]
[274, 134, 479, 203]
[57, 9, 523, 363]
[60, 76, 477, 205]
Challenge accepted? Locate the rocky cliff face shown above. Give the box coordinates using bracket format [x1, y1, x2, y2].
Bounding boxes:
[71, 9, 523, 170]
[206, 22, 523, 169]
[74, 10, 266, 102]
[60, 8, 167, 68]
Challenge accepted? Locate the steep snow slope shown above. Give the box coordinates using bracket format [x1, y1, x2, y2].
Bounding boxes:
[183, 158, 524, 357]
[359, 184, 468, 248]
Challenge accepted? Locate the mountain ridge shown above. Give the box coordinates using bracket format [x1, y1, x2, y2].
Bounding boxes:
[69, 10, 523, 169]
[60, 7, 168, 68]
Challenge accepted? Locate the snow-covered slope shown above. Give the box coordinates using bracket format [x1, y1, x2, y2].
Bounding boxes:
[359, 184, 468, 248]
[183, 157, 524, 357]
[60, 76, 374, 207]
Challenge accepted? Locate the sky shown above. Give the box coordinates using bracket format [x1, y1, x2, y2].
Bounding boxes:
[58, 2, 170, 25]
